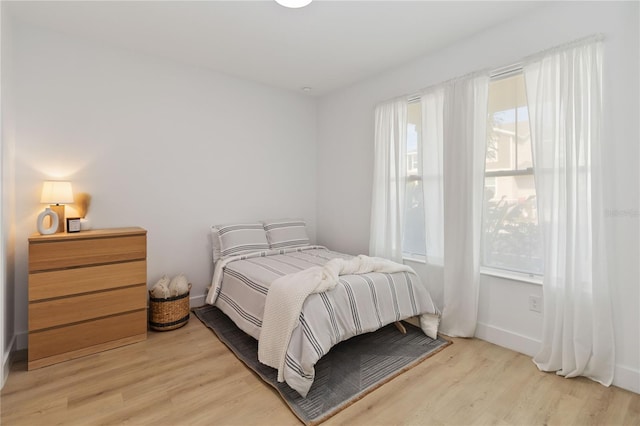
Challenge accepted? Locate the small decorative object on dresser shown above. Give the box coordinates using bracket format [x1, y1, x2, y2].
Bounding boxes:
[36, 208, 58, 235]
[66, 217, 81, 233]
[75, 192, 92, 231]
[27, 227, 148, 370]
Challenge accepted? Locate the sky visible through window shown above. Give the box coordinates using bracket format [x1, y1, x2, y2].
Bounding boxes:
[407, 123, 418, 153]
[493, 106, 529, 125]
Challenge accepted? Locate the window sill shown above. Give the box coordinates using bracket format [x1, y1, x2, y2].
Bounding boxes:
[480, 267, 543, 285]
[402, 255, 445, 266]
[402, 255, 426, 264]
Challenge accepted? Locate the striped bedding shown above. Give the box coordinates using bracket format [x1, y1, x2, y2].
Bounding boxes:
[206, 246, 440, 397]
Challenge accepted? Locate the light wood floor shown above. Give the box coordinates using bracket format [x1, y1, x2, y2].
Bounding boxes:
[2, 318, 639, 426]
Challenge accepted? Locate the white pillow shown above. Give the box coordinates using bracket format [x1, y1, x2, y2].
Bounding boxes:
[263, 219, 310, 249]
[211, 223, 269, 261]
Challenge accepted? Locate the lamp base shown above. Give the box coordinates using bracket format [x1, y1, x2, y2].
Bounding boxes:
[49, 204, 65, 233]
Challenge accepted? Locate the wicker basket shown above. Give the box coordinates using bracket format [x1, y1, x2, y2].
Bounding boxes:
[148, 284, 191, 331]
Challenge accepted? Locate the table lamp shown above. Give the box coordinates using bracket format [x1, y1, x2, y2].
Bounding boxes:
[40, 180, 74, 233]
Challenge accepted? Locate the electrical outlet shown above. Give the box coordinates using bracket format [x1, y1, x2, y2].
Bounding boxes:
[529, 295, 542, 313]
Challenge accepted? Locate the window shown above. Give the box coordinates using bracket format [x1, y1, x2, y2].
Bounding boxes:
[482, 72, 543, 276]
[402, 100, 426, 258]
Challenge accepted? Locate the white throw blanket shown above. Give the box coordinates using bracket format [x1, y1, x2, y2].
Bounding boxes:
[258, 255, 414, 381]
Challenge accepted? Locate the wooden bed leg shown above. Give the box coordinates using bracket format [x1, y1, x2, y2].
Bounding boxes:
[394, 321, 407, 334]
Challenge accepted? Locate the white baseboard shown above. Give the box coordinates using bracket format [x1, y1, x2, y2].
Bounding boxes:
[613, 364, 640, 394]
[16, 331, 27, 351]
[190, 293, 206, 308]
[2, 334, 16, 389]
[475, 321, 540, 357]
[475, 322, 639, 395]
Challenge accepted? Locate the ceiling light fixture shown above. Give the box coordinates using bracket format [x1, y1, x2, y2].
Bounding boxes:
[275, 0, 313, 9]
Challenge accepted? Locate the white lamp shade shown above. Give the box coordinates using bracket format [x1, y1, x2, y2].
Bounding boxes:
[275, 0, 312, 8]
[40, 181, 74, 204]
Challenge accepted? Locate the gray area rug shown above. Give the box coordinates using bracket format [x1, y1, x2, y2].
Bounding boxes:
[192, 305, 451, 425]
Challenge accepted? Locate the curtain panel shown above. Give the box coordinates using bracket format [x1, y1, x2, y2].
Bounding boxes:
[420, 87, 445, 265]
[525, 39, 615, 385]
[369, 99, 408, 263]
[439, 75, 489, 337]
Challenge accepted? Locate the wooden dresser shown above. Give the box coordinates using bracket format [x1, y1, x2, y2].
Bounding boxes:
[28, 227, 148, 370]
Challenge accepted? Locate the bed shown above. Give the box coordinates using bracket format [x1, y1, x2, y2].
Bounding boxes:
[205, 220, 440, 397]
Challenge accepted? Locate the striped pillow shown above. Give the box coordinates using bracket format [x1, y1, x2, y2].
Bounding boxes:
[211, 223, 269, 261]
[263, 219, 310, 249]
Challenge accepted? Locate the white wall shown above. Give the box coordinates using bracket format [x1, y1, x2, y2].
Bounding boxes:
[11, 21, 317, 348]
[1, 1, 5, 388]
[1, 2, 17, 388]
[317, 1, 639, 393]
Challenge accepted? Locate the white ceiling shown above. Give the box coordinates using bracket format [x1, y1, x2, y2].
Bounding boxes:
[6, 1, 545, 96]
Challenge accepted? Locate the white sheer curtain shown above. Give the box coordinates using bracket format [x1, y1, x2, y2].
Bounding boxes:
[525, 39, 615, 385]
[370, 98, 407, 263]
[370, 76, 488, 336]
[439, 75, 489, 337]
[420, 87, 445, 265]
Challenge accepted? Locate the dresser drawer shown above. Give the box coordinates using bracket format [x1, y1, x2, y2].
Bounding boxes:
[29, 285, 147, 332]
[29, 235, 146, 272]
[29, 261, 147, 301]
[28, 310, 147, 365]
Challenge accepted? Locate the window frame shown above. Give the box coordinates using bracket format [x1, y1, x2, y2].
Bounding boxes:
[401, 99, 427, 261]
[481, 70, 544, 279]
